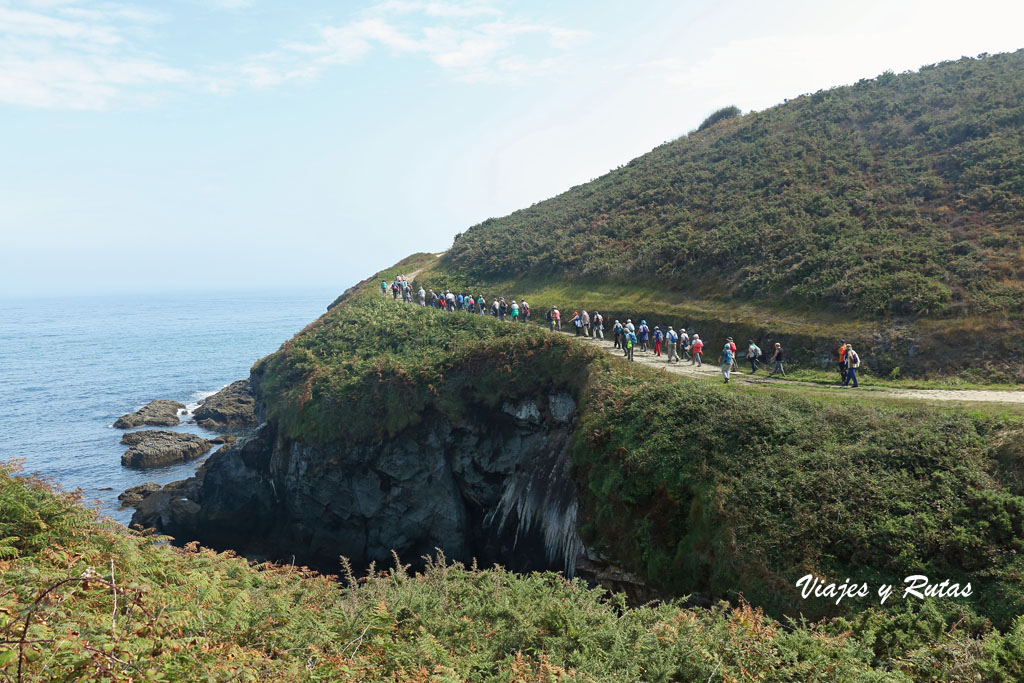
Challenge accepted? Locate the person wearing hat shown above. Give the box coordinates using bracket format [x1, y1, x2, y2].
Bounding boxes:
[727, 337, 738, 371]
[613, 320, 623, 348]
[653, 326, 663, 356]
[838, 339, 848, 385]
[666, 326, 679, 363]
[720, 342, 734, 382]
[679, 328, 690, 361]
[638, 320, 650, 352]
[690, 334, 703, 366]
[747, 339, 762, 373]
[768, 342, 786, 377]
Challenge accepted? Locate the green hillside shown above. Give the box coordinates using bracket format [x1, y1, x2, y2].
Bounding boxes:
[444, 51, 1024, 319]
[257, 270, 1024, 631]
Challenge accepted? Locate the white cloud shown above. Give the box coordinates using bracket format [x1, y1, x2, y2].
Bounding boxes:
[192, 0, 253, 9]
[0, 1, 187, 109]
[240, 1, 587, 88]
[0, 0, 588, 108]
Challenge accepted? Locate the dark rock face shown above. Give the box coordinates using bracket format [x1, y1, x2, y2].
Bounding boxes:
[118, 482, 161, 507]
[132, 393, 583, 576]
[193, 380, 256, 429]
[120, 430, 212, 468]
[113, 400, 185, 429]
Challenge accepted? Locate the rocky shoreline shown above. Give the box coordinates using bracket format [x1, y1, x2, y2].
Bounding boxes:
[193, 380, 257, 429]
[120, 430, 212, 468]
[113, 399, 185, 429]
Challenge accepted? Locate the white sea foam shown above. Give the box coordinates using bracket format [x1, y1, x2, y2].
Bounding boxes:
[184, 386, 226, 413]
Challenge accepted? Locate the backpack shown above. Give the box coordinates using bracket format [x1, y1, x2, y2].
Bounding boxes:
[667, 331, 678, 343]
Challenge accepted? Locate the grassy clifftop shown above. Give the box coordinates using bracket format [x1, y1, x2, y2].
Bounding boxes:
[254, 280, 1024, 633]
[443, 50, 1024, 319]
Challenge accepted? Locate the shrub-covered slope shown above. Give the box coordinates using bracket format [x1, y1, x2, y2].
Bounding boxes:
[254, 277, 1024, 633]
[8, 462, 1024, 681]
[444, 50, 1024, 318]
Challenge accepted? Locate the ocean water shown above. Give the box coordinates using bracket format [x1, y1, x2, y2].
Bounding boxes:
[0, 288, 339, 525]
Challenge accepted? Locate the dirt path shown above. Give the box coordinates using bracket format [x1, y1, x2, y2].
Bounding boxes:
[398, 268, 1024, 406]
[567, 331, 1024, 405]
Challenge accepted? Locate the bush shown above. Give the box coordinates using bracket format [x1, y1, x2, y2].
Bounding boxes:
[697, 105, 741, 131]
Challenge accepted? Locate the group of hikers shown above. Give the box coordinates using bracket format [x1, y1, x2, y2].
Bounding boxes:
[382, 275, 863, 387]
[383, 276, 531, 321]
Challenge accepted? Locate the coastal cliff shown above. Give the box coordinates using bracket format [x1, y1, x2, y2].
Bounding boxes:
[134, 389, 584, 576]
[129, 263, 1024, 631]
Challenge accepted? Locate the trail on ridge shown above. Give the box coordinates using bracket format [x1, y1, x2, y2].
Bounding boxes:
[563, 329, 1024, 405]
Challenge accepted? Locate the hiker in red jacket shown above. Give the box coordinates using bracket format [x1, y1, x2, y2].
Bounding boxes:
[690, 335, 704, 366]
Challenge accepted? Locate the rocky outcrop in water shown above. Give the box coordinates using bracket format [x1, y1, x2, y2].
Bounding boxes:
[131, 392, 584, 575]
[193, 380, 256, 429]
[118, 482, 161, 507]
[120, 430, 212, 468]
[114, 400, 185, 429]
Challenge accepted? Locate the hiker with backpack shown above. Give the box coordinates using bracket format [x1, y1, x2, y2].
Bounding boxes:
[768, 343, 785, 377]
[666, 326, 679, 362]
[613, 320, 623, 348]
[521, 300, 530, 322]
[625, 328, 637, 361]
[690, 334, 703, 366]
[571, 311, 582, 336]
[747, 339, 762, 373]
[679, 329, 690, 361]
[838, 339, 848, 385]
[726, 337, 738, 371]
[581, 310, 591, 337]
[510, 300, 519, 322]
[593, 311, 604, 339]
[653, 326, 663, 356]
[638, 321, 650, 352]
[552, 307, 561, 330]
[843, 344, 860, 388]
[720, 343, 734, 383]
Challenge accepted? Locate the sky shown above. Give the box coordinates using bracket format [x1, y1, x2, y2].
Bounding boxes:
[2, 0, 1022, 296]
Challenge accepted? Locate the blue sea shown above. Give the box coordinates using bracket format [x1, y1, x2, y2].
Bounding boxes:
[0, 288, 340, 525]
